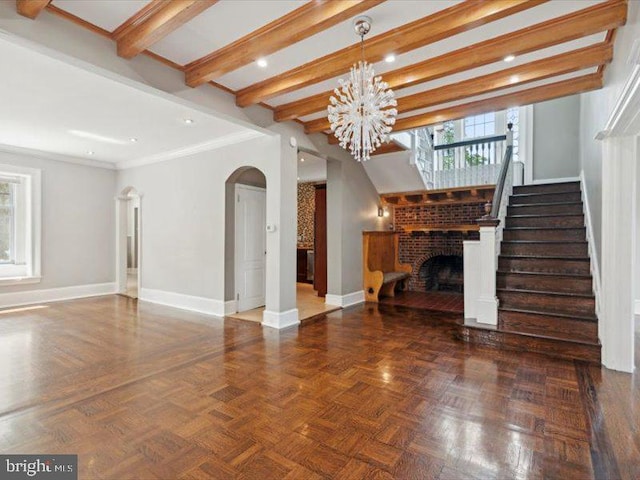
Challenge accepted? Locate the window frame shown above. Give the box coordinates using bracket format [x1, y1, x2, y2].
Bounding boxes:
[0, 164, 41, 286]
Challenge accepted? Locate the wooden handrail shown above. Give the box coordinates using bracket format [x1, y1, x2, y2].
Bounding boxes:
[489, 124, 514, 218]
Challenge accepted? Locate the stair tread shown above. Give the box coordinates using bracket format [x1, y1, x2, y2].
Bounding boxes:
[508, 213, 584, 218]
[500, 255, 590, 261]
[511, 191, 582, 198]
[509, 202, 583, 207]
[496, 327, 601, 346]
[500, 306, 598, 322]
[504, 227, 585, 231]
[501, 240, 587, 244]
[497, 270, 592, 279]
[498, 287, 595, 299]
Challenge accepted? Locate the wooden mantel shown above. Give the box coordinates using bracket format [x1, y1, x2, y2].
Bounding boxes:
[380, 185, 495, 207]
[402, 224, 480, 235]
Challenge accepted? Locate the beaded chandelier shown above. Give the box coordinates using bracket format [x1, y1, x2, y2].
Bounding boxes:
[328, 16, 397, 162]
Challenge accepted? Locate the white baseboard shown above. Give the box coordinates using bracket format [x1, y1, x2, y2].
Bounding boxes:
[580, 170, 602, 318]
[262, 308, 299, 329]
[224, 300, 237, 315]
[139, 287, 225, 317]
[531, 176, 580, 185]
[0, 282, 116, 308]
[635, 300, 640, 316]
[325, 290, 365, 308]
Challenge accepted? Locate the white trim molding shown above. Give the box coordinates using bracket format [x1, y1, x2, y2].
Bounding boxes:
[635, 300, 640, 316]
[580, 170, 603, 318]
[224, 300, 237, 315]
[325, 290, 365, 308]
[262, 308, 300, 329]
[0, 143, 116, 170]
[139, 288, 226, 317]
[0, 282, 116, 308]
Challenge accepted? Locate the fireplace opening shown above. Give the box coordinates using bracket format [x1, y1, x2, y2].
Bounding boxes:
[419, 255, 463, 293]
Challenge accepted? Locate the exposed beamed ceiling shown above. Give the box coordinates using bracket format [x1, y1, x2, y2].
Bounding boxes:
[25, 0, 627, 142]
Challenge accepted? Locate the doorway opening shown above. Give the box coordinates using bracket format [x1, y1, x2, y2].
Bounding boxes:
[116, 187, 141, 299]
[225, 167, 267, 320]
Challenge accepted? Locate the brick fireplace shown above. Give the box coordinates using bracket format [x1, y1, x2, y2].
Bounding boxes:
[393, 202, 484, 291]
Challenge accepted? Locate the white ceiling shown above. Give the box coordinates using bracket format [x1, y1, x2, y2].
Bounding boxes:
[50, 0, 606, 118]
[0, 34, 262, 167]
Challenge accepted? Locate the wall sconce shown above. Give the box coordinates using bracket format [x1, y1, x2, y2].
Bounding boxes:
[378, 206, 384, 217]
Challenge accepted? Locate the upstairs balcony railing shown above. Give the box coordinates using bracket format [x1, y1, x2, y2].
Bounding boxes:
[430, 133, 507, 189]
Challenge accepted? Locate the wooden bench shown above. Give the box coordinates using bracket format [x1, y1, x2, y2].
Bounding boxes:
[363, 231, 412, 302]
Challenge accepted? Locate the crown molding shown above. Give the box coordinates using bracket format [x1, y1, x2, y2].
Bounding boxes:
[599, 64, 640, 139]
[116, 130, 264, 170]
[0, 143, 116, 169]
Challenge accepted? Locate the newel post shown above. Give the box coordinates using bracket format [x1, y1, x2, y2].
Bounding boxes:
[475, 214, 500, 325]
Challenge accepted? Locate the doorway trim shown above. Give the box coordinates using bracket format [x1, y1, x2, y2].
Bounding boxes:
[115, 187, 142, 297]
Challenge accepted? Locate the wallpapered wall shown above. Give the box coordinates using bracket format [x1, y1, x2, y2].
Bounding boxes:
[297, 183, 316, 248]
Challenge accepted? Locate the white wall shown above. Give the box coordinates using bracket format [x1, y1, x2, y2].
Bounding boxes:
[0, 149, 115, 295]
[532, 95, 581, 182]
[0, 1, 383, 308]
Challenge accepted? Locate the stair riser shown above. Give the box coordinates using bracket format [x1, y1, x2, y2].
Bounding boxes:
[507, 204, 583, 216]
[498, 291, 595, 316]
[511, 192, 582, 205]
[499, 310, 598, 343]
[456, 326, 600, 363]
[501, 243, 588, 257]
[506, 216, 584, 228]
[503, 229, 586, 241]
[498, 257, 591, 275]
[497, 273, 593, 294]
[513, 183, 581, 195]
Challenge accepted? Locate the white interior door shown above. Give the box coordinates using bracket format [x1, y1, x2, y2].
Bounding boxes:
[235, 184, 266, 312]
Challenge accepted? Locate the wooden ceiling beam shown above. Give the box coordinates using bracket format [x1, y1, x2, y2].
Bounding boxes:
[275, 0, 627, 123]
[113, 0, 218, 59]
[235, 0, 546, 107]
[392, 73, 603, 133]
[305, 42, 613, 133]
[326, 73, 602, 144]
[185, 0, 386, 87]
[16, 0, 50, 19]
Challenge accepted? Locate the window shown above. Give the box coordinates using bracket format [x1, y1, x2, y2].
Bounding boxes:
[0, 181, 15, 263]
[0, 164, 41, 284]
[464, 113, 496, 139]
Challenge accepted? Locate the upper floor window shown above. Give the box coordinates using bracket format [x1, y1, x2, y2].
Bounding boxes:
[464, 113, 496, 139]
[0, 164, 41, 285]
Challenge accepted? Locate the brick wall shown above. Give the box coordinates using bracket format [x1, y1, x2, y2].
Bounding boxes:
[394, 203, 484, 291]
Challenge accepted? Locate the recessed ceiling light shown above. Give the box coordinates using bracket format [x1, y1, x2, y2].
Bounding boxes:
[256, 58, 268, 68]
[130, 137, 138, 143]
[87, 151, 95, 155]
[384, 54, 396, 63]
[503, 54, 516, 62]
[510, 75, 519, 84]
[183, 118, 194, 124]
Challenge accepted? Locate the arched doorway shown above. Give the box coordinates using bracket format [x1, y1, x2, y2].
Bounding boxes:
[116, 187, 141, 299]
[225, 167, 267, 318]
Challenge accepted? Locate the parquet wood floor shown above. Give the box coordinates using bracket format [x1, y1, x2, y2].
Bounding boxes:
[0, 296, 637, 479]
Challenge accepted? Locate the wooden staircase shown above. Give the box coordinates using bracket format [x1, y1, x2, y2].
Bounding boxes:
[495, 181, 600, 362]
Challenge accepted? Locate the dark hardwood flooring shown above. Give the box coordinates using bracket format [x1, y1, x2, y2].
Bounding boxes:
[0, 296, 638, 479]
[380, 291, 464, 314]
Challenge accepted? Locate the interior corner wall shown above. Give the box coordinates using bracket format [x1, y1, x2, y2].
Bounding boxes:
[322, 141, 385, 297]
[0, 149, 116, 295]
[532, 95, 581, 182]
